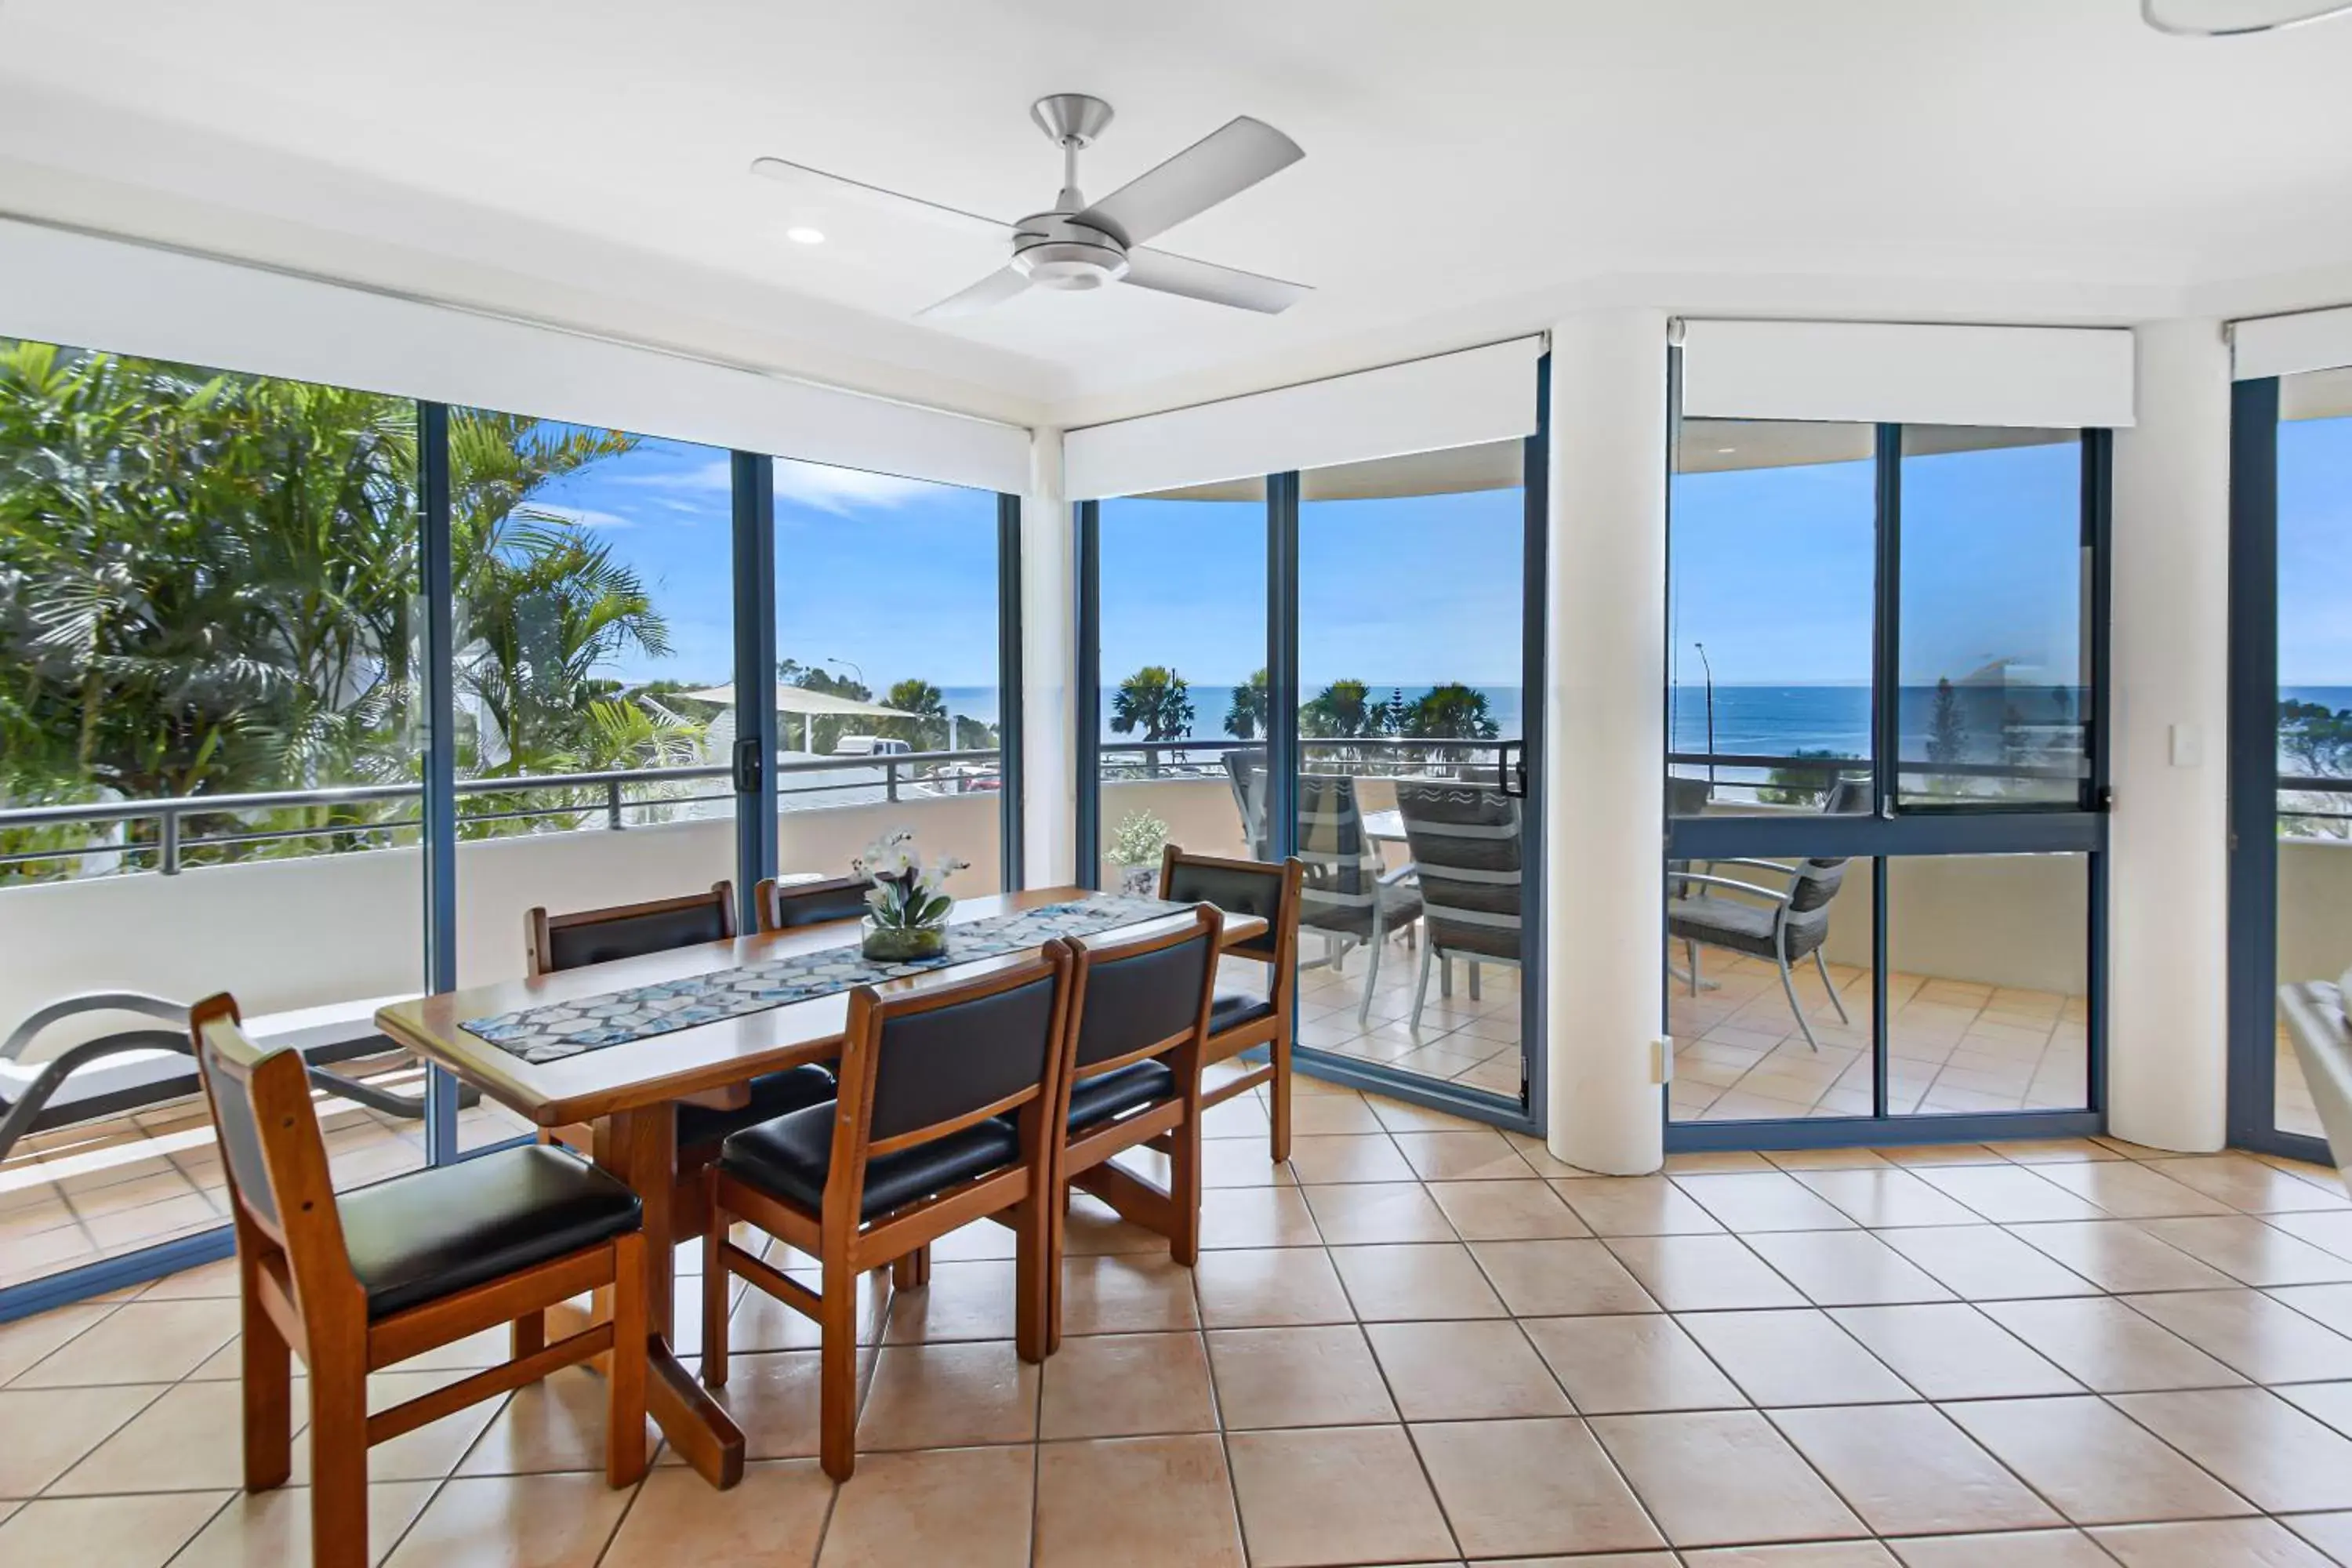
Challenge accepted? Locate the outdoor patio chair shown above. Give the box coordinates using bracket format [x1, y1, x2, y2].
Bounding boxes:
[1666, 775, 1870, 1051]
[1223, 747, 1273, 858]
[1297, 772, 1424, 1025]
[2280, 969, 2352, 1184]
[1393, 781, 1523, 1033]
[0, 990, 457, 1166]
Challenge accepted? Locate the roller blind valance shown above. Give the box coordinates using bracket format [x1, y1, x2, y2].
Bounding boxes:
[0, 219, 1031, 495]
[1679, 319, 2136, 430]
[2233, 305, 2352, 383]
[1062, 336, 1543, 500]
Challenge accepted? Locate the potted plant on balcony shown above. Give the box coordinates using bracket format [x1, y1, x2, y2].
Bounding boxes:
[855, 827, 967, 960]
[1106, 808, 1171, 899]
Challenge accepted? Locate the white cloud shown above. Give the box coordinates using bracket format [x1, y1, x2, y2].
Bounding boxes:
[610, 458, 733, 495]
[523, 503, 638, 531]
[771, 458, 939, 516]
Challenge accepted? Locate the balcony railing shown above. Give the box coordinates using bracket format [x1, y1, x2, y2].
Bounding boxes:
[0, 748, 1004, 880]
[1098, 735, 1510, 783]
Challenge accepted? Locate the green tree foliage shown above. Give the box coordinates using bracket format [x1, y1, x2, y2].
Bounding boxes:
[1402, 682, 1499, 742]
[0, 341, 690, 877]
[1298, 677, 1379, 739]
[1224, 668, 1269, 741]
[879, 678, 949, 751]
[1758, 747, 1841, 808]
[1926, 677, 1969, 767]
[1111, 665, 1193, 778]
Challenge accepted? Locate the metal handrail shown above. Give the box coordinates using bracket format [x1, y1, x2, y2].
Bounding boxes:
[0, 747, 1004, 877]
[1666, 750, 2089, 783]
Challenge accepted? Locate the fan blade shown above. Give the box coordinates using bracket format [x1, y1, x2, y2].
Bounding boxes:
[1121, 248, 1310, 315]
[1073, 116, 1303, 248]
[918, 267, 1033, 319]
[750, 155, 1014, 243]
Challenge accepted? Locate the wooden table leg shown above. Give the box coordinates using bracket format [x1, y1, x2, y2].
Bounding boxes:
[593, 1107, 746, 1490]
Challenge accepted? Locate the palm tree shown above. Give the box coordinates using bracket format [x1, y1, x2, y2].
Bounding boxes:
[1111, 665, 1193, 777]
[1224, 668, 1269, 741]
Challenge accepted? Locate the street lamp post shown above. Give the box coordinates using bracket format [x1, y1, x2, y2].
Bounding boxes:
[1693, 642, 1716, 793]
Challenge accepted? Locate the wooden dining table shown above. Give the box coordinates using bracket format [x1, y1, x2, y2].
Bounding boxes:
[373, 885, 1269, 1490]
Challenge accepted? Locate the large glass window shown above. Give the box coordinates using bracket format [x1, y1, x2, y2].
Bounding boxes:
[0, 339, 429, 1286]
[769, 458, 1007, 896]
[1664, 400, 2105, 1140]
[1896, 429, 2088, 808]
[1668, 420, 1875, 815]
[1092, 481, 1268, 891]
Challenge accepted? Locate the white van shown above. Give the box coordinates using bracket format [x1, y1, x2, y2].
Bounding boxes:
[831, 735, 912, 757]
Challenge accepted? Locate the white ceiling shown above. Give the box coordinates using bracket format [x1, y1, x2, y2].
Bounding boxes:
[3, 0, 2352, 426]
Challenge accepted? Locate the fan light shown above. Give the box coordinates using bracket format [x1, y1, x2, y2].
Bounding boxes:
[2143, 0, 2352, 34]
[784, 227, 826, 245]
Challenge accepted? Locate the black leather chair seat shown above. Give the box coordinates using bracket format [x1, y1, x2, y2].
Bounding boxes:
[720, 1102, 1020, 1221]
[1067, 1061, 1175, 1129]
[341, 1144, 642, 1320]
[1209, 992, 1276, 1035]
[677, 1063, 838, 1149]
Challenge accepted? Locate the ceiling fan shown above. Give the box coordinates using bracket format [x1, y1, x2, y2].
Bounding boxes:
[751, 93, 1309, 320]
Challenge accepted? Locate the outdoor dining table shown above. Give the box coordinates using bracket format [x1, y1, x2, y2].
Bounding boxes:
[373, 884, 1269, 1490]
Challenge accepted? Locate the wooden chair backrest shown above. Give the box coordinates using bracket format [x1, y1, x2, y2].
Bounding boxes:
[528, 880, 736, 976]
[187, 993, 356, 1321]
[1160, 847, 1302, 1009]
[827, 951, 1073, 1221]
[752, 874, 871, 934]
[1062, 906, 1222, 1083]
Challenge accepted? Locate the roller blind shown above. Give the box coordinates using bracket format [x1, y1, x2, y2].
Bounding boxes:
[1062, 336, 1543, 500]
[1680, 319, 2136, 430]
[0, 218, 1031, 495]
[2233, 305, 2352, 383]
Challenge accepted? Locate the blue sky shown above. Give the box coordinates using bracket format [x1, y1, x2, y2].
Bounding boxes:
[521, 413, 2352, 706]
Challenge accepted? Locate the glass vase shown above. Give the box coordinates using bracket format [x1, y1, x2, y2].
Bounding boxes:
[862, 915, 949, 962]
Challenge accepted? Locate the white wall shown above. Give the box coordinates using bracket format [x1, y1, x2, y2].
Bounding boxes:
[2106, 318, 2233, 1153]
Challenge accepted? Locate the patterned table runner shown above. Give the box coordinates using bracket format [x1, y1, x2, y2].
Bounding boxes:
[463, 895, 1196, 1063]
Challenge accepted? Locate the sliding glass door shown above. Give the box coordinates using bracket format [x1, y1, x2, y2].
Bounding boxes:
[2230, 365, 2352, 1161]
[1665, 406, 2107, 1148]
[1289, 444, 1534, 1106]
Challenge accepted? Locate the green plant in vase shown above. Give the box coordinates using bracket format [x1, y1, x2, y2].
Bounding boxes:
[1107, 808, 1171, 898]
[855, 827, 967, 960]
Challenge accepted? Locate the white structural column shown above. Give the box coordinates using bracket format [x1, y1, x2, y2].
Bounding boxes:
[2106, 318, 2232, 1152]
[1544, 310, 1671, 1174]
[1020, 427, 1079, 890]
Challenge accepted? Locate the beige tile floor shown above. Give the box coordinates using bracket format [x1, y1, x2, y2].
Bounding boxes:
[6, 1073, 2352, 1565]
[0, 1056, 532, 1289]
[1668, 952, 2091, 1123]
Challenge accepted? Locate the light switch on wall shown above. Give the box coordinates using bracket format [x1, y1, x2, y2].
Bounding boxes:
[2169, 722, 2204, 768]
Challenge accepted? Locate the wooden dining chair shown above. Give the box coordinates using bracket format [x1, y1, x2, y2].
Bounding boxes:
[1048, 906, 1223, 1350]
[525, 881, 839, 1234]
[1159, 847, 1304, 1161]
[188, 993, 648, 1568]
[699, 949, 1073, 1480]
[751, 873, 873, 933]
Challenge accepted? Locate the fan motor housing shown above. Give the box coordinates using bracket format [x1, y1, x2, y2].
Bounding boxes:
[1011, 211, 1130, 291]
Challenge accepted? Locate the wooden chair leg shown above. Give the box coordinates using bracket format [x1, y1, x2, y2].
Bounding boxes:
[605, 1230, 649, 1488]
[891, 1243, 931, 1290]
[511, 1311, 545, 1361]
[818, 1254, 858, 1483]
[1269, 1029, 1293, 1164]
[1170, 1112, 1204, 1268]
[238, 1250, 292, 1493]
[1045, 1175, 1070, 1356]
[307, 1356, 370, 1568]
[702, 1191, 731, 1390]
[1014, 1188, 1051, 1364]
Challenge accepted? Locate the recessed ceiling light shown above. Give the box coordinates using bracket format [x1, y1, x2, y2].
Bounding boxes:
[784, 227, 826, 245]
[1716, 447, 1737, 454]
